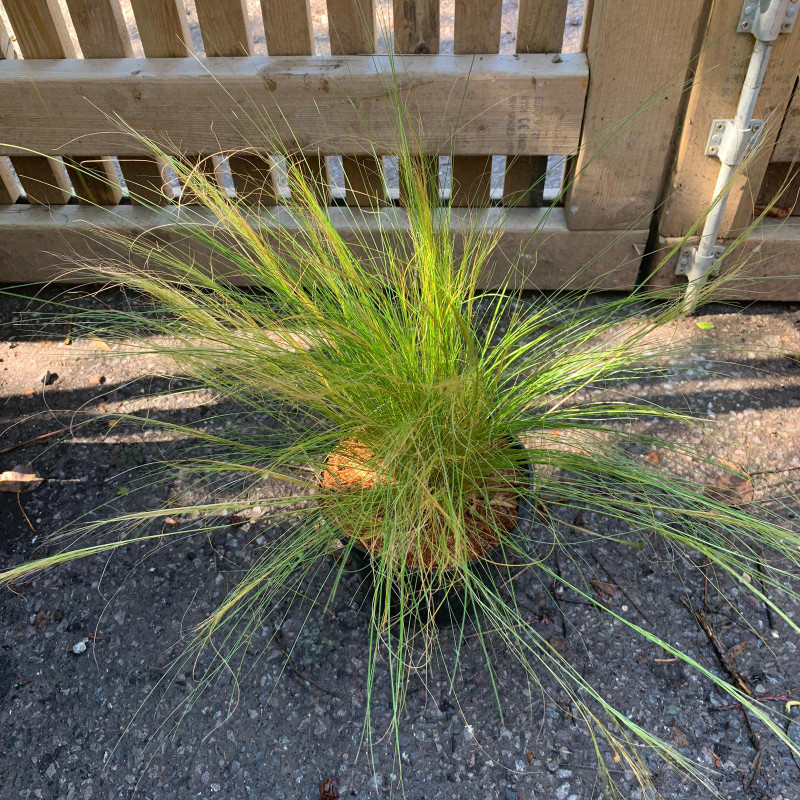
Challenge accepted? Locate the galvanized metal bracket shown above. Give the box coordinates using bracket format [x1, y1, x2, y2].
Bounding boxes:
[675, 245, 726, 277]
[705, 118, 764, 165]
[739, 0, 799, 40]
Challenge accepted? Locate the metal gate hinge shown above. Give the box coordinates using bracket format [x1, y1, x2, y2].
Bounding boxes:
[739, 0, 799, 40]
[705, 118, 764, 165]
[675, 246, 726, 277]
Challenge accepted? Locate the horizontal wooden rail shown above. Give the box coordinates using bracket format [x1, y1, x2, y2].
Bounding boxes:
[650, 220, 800, 299]
[0, 54, 587, 158]
[0, 205, 643, 290]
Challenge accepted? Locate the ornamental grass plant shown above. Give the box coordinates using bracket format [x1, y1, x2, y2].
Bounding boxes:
[2, 75, 800, 798]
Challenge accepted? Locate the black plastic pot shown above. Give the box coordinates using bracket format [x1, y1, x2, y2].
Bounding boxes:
[328, 438, 534, 626]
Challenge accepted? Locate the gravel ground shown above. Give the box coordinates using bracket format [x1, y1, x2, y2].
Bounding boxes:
[2, 289, 800, 800]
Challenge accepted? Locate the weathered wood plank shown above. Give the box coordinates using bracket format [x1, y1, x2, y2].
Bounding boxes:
[393, 0, 439, 206]
[129, 0, 192, 57]
[261, 0, 328, 202]
[503, 0, 568, 207]
[261, 0, 314, 56]
[0, 56, 588, 158]
[649, 221, 800, 300]
[393, 0, 439, 54]
[0, 159, 21, 205]
[755, 161, 800, 215]
[772, 83, 800, 162]
[328, 0, 382, 206]
[228, 152, 278, 205]
[194, 0, 254, 57]
[64, 0, 130, 205]
[2, 0, 74, 205]
[660, 0, 800, 238]
[565, 0, 710, 230]
[0, 18, 20, 204]
[65, 0, 134, 58]
[127, 0, 195, 203]
[451, 0, 503, 207]
[0, 205, 646, 291]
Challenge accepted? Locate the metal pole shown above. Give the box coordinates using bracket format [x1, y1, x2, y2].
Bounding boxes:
[683, 37, 774, 311]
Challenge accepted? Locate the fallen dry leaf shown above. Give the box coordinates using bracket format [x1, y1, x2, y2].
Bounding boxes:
[590, 579, 616, 599]
[0, 465, 43, 493]
[644, 451, 663, 465]
[704, 472, 754, 507]
[89, 337, 112, 352]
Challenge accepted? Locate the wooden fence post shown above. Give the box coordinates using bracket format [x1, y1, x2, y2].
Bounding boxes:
[659, 0, 800, 240]
[564, 0, 712, 231]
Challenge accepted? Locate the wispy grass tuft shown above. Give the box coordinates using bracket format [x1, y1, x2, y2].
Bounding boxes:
[2, 70, 799, 798]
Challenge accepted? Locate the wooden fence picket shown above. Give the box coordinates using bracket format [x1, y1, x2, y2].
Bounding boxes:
[502, 0, 568, 207]
[2, 0, 73, 205]
[261, 0, 330, 204]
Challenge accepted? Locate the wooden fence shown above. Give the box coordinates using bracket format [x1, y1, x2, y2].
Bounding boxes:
[0, 0, 799, 298]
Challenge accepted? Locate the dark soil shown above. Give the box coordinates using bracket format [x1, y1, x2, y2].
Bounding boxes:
[2, 289, 800, 800]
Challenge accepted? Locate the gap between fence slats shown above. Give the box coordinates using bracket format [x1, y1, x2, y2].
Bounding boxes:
[1, 0, 73, 205]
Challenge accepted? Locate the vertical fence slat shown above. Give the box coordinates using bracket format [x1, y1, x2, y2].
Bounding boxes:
[327, 0, 384, 206]
[393, 0, 439, 205]
[261, 0, 330, 204]
[127, 0, 199, 203]
[194, 0, 277, 204]
[63, 0, 132, 205]
[0, 17, 20, 204]
[194, 0, 253, 57]
[393, 0, 438, 54]
[564, 0, 711, 230]
[502, 0, 567, 207]
[130, 0, 192, 57]
[2, 0, 74, 205]
[659, 0, 800, 239]
[65, 0, 134, 58]
[451, 0, 502, 207]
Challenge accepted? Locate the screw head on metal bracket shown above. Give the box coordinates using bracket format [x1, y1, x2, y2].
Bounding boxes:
[738, 0, 798, 38]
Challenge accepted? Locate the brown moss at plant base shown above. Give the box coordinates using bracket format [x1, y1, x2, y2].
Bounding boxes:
[318, 438, 521, 570]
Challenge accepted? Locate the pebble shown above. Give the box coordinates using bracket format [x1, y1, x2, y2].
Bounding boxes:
[88, 374, 106, 387]
[71, 640, 87, 655]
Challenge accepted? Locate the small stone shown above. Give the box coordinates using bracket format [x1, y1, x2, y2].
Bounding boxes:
[88, 374, 105, 387]
[45, 763, 57, 779]
[72, 640, 87, 655]
[555, 784, 570, 800]
[247, 709, 259, 719]
[39, 371, 58, 386]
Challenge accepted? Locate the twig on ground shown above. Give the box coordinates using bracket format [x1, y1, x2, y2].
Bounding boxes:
[0, 427, 68, 456]
[274, 628, 341, 699]
[592, 552, 653, 625]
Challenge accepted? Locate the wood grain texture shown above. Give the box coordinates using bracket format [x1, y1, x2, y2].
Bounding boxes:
[0, 159, 21, 205]
[2, 0, 73, 205]
[194, 0, 253, 56]
[261, 0, 314, 55]
[63, 0, 128, 204]
[393, 0, 439, 54]
[393, 0, 439, 205]
[660, 0, 800, 238]
[772, 84, 800, 162]
[228, 153, 278, 205]
[650, 221, 800, 299]
[451, 0, 502, 207]
[755, 161, 800, 215]
[0, 205, 646, 291]
[130, 0, 192, 57]
[0, 18, 19, 204]
[503, 0, 568, 207]
[565, 0, 710, 230]
[3, 0, 75, 58]
[328, 0, 382, 205]
[0, 56, 587, 157]
[327, 0, 375, 55]
[65, 0, 134, 58]
[127, 0, 193, 203]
